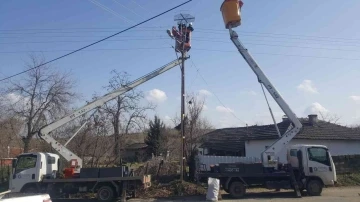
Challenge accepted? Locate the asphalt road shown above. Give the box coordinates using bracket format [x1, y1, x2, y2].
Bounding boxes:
[53, 187, 360, 202]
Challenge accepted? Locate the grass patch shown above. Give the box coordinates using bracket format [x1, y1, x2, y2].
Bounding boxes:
[0, 182, 9, 193]
[336, 172, 360, 186]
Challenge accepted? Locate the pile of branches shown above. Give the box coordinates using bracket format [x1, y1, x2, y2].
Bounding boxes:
[137, 180, 206, 199]
[135, 159, 179, 182]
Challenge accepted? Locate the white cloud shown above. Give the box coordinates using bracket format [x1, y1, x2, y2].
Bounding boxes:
[199, 89, 212, 97]
[304, 102, 329, 115]
[163, 115, 173, 127]
[240, 90, 257, 96]
[218, 116, 243, 128]
[203, 104, 208, 111]
[0, 93, 30, 108]
[0, 93, 23, 104]
[146, 89, 167, 103]
[297, 80, 318, 94]
[248, 90, 257, 96]
[349, 95, 360, 102]
[216, 106, 234, 113]
[6, 93, 22, 104]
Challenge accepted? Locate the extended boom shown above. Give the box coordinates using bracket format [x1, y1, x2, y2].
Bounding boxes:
[229, 29, 302, 168]
[38, 57, 186, 171]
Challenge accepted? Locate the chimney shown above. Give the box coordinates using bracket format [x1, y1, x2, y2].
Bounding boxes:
[308, 114, 318, 125]
[282, 115, 289, 123]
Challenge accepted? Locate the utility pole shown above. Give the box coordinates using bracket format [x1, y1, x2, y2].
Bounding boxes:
[180, 50, 186, 181]
[167, 13, 195, 182]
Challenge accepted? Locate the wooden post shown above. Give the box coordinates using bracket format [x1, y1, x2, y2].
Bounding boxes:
[121, 181, 127, 202]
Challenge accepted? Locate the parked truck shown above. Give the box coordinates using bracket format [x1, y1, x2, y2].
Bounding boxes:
[8, 58, 187, 201]
[196, 0, 337, 199]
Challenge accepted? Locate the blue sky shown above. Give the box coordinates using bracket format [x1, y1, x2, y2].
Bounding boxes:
[1, 0, 360, 128]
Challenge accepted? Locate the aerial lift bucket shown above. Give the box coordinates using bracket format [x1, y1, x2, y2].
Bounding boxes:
[220, 0, 243, 29]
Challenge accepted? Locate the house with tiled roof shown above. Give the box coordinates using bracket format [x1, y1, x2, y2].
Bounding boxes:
[199, 114, 360, 163]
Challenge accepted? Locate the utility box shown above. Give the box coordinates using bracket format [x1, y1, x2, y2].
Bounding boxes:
[219, 163, 264, 174]
[80, 168, 99, 178]
[220, 0, 243, 29]
[99, 167, 124, 178]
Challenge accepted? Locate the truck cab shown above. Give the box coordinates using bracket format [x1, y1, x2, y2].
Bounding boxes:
[9, 153, 59, 193]
[287, 145, 337, 187]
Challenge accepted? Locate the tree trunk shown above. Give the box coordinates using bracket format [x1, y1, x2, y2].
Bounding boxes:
[113, 120, 122, 165]
[187, 149, 198, 182]
[23, 137, 31, 153]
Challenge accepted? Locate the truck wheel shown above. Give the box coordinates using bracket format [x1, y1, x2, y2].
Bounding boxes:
[22, 186, 38, 193]
[229, 181, 246, 198]
[97, 186, 115, 201]
[306, 179, 323, 196]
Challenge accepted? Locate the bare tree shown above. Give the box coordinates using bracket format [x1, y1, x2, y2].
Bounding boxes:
[318, 112, 341, 124]
[1, 55, 77, 152]
[0, 116, 23, 158]
[184, 93, 214, 157]
[96, 70, 155, 164]
[172, 92, 214, 180]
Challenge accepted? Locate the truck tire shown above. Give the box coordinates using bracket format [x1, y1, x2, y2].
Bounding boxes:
[22, 186, 38, 193]
[306, 179, 323, 196]
[229, 181, 246, 198]
[97, 186, 115, 201]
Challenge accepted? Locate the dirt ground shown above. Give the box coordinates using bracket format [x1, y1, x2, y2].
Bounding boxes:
[128, 186, 360, 202]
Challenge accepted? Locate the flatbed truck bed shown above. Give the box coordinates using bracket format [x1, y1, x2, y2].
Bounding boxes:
[43, 175, 151, 184]
[196, 163, 304, 199]
[20, 174, 151, 201]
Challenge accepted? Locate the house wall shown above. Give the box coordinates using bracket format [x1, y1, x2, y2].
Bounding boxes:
[245, 139, 360, 163]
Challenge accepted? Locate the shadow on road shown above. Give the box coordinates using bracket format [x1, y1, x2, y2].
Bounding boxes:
[143, 191, 306, 201]
[52, 191, 309, 202]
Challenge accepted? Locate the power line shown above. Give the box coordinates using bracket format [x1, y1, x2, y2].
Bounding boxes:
[192, 48, 360, 61]
[3, 47, 360, 62]
[5, 38, 360, 53]
[4, 28, 360, 44]
[0, 47, 171, 53]
[189, 58, 247, 125]
[0, 0, 192, 82]
[88, 0, 133, 23]
[5, 37, 360, 51]
[3, 26, 360, 43]
[130, 0, 150, 14]
[0, 37, 170, 44]
[0, 26, 171, 32]
[4, 30, 360, 47]
[113, 0, 142, 17]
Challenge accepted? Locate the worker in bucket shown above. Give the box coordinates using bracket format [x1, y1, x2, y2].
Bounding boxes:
[166, 22, 194, 53]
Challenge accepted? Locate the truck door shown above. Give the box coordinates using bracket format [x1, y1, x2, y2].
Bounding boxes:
[303, 147, 335, 186]
[10, 154, 40, 192]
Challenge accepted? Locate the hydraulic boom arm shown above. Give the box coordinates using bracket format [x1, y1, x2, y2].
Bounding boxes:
[229, 29, 302, 168]
[38, 57, 186, 170]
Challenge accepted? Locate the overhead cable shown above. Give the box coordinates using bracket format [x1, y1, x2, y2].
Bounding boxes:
[0, 0, 192, 82]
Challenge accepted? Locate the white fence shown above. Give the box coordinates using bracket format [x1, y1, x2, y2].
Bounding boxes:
[196, 155, 261, 171]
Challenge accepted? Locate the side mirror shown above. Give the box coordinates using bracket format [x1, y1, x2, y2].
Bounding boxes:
[12, 159, 17, 168]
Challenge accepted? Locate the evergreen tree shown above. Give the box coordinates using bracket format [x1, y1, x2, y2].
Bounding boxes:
[145, 116, 166, 156]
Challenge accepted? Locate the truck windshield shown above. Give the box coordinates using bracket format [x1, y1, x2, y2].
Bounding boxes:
[307, 147, 330, 166]
[15, 154, 37, 173]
